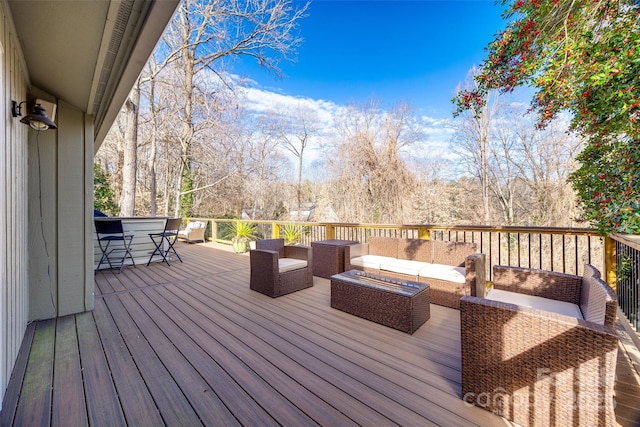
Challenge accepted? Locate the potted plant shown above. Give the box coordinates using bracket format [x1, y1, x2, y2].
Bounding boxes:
[228, 220, 258, 253]
[280, 223, 309, 246]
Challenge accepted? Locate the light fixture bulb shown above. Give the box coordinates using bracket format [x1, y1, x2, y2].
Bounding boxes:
[29, 120, 50, 131]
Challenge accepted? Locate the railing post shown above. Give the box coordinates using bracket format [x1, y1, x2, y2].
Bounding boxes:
[418, 227, 431, 240]
[209, 219, 217, 241]
[604, 235, 617, 291]
[326, 223, 336, 240]
[272, 222, 280, 239]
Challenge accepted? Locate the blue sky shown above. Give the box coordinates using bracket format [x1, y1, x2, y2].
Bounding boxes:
[234, 0, 508, 119]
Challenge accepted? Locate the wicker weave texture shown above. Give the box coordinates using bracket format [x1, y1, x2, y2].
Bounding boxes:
[311, 240, 358, 279]
[368, 237, 399, 258]
[330, 272, 430, 334]
[256, 238, 286, 257]
[493, 265, 583, 303]
[431, 241, 477, 267]
[250, 240, 313, 297]
[580, 264, 618, 327]
[460, 296, 618, 426]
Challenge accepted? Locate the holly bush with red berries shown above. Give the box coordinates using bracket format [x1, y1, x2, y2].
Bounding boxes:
[454, 0, 640, 234]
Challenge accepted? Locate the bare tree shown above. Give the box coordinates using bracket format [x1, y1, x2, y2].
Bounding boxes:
[119, 79, 140, 216]
[270, 103, 320, 217]
[109, 0, 309, 218]
[327, 100, 418, 223]
[486, 116, 522, 224]
[158, 0, 309, 217]
[451, 76, 498, 223]
[512, 113, 584, 226]
[452, 87, 582, 227]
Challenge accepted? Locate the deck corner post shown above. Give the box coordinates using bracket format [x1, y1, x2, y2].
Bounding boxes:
[326, 224, 336, 240]
[604, 235, 617, 291]
[418, 227, 431, 240]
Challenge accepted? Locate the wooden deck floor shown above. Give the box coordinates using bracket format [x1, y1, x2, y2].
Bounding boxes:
[2, 243, 639, 426]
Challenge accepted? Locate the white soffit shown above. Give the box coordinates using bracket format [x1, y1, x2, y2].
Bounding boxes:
[8, 0, 179, 147]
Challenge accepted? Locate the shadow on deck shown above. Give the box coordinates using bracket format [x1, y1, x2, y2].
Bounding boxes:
[2, 242, 639, 426]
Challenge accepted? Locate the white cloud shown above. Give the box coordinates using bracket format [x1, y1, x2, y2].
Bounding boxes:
[219, 75, 461, 178]
[239, 86, 340, 128]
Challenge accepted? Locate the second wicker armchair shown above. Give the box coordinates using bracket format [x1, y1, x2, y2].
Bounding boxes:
[460, 264, 618, 427]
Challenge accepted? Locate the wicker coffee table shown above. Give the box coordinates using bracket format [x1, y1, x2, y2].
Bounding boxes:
[330, 270, 430, 334]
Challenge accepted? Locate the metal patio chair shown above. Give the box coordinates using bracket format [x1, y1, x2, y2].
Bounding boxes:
[147, 217, 183, 266]
[95, 219, 135, 273]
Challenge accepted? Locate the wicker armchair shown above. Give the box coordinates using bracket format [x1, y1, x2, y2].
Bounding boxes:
[177, 221, 206, 243]
[250, 239, 313, 297]
[460, 265, 618, 427]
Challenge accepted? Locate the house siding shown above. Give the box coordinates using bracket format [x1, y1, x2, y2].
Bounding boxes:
[1, 2, 29, 409]
[27, 98, 95, 322]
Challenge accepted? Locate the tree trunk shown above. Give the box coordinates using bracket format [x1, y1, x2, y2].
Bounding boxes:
[148, 77, 158, 216]
[120, 79, 140, 216]
[297, 153, 303, 217]
[173, 46, 196, 218]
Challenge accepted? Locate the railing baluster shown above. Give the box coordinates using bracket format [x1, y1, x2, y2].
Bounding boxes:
[562, 234, 566, 273]
[573, 236, 580, 274]
[550, 234, 554, 271]
[538, 233, 543, 270]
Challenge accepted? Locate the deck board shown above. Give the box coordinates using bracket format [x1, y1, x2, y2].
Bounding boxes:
[14, 320, 54, 427]
[92, 297, 167, 426]
[51, 316, 87, 426]
[1, 322, 35, 427]
[75, 311, 126, 426]
[2, 242, 639, 426]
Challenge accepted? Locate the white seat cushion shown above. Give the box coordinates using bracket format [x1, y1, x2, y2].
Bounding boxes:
[380, 259, 430, 276]
[350, 255, 397, 269]
[486, 289, 584, 319]
[278, 258, 308, 273]
[419, 264, 466, 284]
[186, 221, 205, 231]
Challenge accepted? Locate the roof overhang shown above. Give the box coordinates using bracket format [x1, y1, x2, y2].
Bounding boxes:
[8, 0, 179, 150]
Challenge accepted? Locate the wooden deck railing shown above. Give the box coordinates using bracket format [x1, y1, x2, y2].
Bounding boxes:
[185, 218, 638, 332]
[612, 234, 640, 332]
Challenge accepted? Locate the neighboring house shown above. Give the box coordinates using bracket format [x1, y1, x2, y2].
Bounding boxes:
[0, 0, 179, 408]
[288, 202, 315, 221]
[289, 202, 339, 223]
[308, 203, 339, 223]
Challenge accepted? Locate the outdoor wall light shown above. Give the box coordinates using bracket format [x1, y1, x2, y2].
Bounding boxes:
[11, 100, 57, 131]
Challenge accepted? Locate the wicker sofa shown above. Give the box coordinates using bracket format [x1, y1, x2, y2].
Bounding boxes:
[460, 264, 618, 427]
[344, 236, 485, 309]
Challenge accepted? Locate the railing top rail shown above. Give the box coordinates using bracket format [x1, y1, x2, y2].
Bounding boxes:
[331, 224, 600, 236]
[199, 219, 601, 237]
[612, 233, 640, 252]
